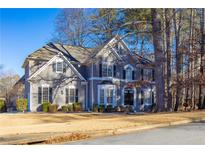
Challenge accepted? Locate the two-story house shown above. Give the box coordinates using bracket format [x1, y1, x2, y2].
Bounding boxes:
[22, 35, 155, 112]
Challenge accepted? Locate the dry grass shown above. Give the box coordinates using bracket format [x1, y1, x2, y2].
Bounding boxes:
[0, 111, 205, 137]
[43, 133, 90, 144]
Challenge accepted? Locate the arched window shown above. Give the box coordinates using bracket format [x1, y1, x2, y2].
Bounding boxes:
[124, 65, 134, 80]
[126, 67, 132, 80]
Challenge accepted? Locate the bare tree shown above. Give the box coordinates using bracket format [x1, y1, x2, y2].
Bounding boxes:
[53, 8, 91, 47]
[0, 72, 20, 105]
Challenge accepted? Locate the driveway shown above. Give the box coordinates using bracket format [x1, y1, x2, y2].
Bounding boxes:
[67, 121, 205, 145]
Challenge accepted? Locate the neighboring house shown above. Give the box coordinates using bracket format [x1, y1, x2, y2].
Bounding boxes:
[22, 35, 155, 112]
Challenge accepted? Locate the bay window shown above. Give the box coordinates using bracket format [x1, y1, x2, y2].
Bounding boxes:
[107, 89, 114, 105]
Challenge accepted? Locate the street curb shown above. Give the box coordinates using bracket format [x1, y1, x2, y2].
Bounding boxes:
[1, 117, 205, 145]
[84, 117, 205, 139]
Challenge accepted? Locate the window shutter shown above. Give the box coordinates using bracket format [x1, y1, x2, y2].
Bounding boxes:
[141, 69, 144, 80]
[75, 89, 78, 102]
[99, 63, 102, 77]
[38, 87, 42, 104]
[132, 70, 135, 80]
[152, 91, 154, 105]
[141, 90, 144, 105]
[152, 69, 155, 81]
[66, 89, 69, 104]
[123, 70, 126, 79]
[49, 88, 53, 103]
[52, 62, 56, 72]
[113, 65, 116, 77]
[63, 62, 66, 73]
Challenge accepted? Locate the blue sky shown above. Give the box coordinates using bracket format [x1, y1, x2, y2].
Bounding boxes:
[0, 8, 60, 76]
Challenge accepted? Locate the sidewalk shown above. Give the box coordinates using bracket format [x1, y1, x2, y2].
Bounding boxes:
[0, 111, 205, 144]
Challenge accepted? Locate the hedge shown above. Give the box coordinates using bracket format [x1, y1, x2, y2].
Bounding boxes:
[99, 104, 105, 112]
[73, 102, 82, 112]
[0, 100, 5, 112]
[106, 105, 113, 112]
[16, 98, 28, 112]
[42, 101, 51, 112]
[61, 105, 68, 113]
[93, 104, 98, 112]
[67, 104, 73, 112]
[49, 104, 58, 113]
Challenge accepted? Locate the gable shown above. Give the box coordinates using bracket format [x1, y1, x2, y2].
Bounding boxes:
[28, 53, 85, 81]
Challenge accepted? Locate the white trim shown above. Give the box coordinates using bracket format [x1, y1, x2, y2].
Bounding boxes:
[124, 64, 134, 70]
[95, 36, 123, 61]
[29, 83, 32, 111]
[58, 53, 86, 81]
[28, 55, 58, 80]
[28, 53, 86, 81]
[97, 84, 116, 107]
[88, 77, 139, 83]
[91, 62, 94, 108]
[41, 84, 50, 103]
[101, 62, 114, 77]
[65, 86, 78, 104]
[55, 58, 63, 73]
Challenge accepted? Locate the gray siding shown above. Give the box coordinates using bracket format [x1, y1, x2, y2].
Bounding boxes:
[28, 56, 86, 112]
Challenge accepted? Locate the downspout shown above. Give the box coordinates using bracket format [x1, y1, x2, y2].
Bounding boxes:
[85, 82, 88, 111]
[91, 62, 94, 110]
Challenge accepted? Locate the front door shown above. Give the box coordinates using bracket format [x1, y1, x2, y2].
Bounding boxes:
[124, 89, 134, 105]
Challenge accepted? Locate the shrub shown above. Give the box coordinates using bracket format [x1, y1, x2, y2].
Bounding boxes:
[42, 101, 51, 112]
[73, 102, 82, 112]
[93, 104, 98, 112]
[62, 105, 68, 113]
[183, 102, 189, 111]
[0, 100, 6, 112]
[125, 105, 134, 112]
[114, 106, 125, 112]
[99, 104, 105, 113]
[67, 104, 73, 112]
[49, 104, 58, 113]
[106, 105, 113, 112]
[16, 98, 28, 112]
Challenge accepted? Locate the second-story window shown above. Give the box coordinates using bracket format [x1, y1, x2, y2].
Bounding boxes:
[126, 67, 132, 80]
[56, 61, 63, 73]
[100, 62, 115, 77]
[124, 65, 134, 80]
[53, 59, 64, 73]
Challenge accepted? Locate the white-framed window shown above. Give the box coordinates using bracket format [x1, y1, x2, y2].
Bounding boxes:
[107, 89, 114, 105]
[65, 87, 78, 104]
[114, 43, 123, 55]
[124, 65, 134, 81]
[98, 85, 116, 106]
[101, 62, 114, 77]
[126, 67, 132, 80]
[53, 59, 64, 73]
[38, 85, 52, 104]
[42, 87, 49, 102]
[100, 89, 104, 104]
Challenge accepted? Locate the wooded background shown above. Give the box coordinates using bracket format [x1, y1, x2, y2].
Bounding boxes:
[53, 8, 205, 112]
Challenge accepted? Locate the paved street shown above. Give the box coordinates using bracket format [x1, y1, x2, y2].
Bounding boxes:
[67, 121, 205, 145]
